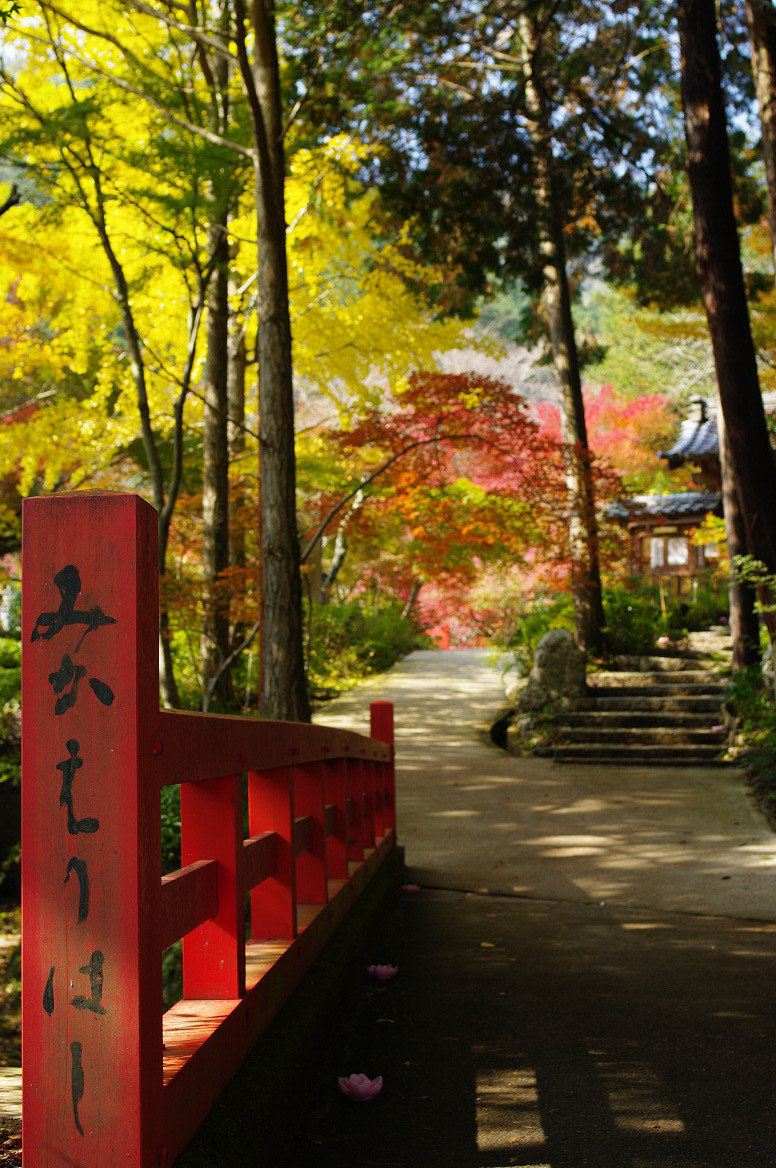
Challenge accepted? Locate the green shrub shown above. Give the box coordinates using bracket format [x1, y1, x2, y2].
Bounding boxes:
[161, 785, 181, 875]
[665, 585, 729, 638]
[726, 664, 776, 815]
[602, 585, 665, 655]
[0, 638, 21, 798]
[306, 601, 430, 700]
[498, 594, 575, 677]
[0, 638, 20, 721]
[601, 582, 729, 655]
[727, 665, 776, 754]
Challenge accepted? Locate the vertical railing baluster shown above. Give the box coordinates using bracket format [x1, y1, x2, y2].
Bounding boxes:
[294, 761, 328, 904]
[370, 701, 396, 834]
[361, 758, 376, 850]
[249, 767, 296, 938]
[180, 774, 245, 999]
[324, 757, 348, 882]
[346, 757, 364, 863]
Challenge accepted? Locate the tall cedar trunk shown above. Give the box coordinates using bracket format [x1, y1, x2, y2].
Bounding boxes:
[718, 401, 761, 668]
[96, 211, 180, 707]
[244, 0, 310, 721]
[678, 0, 776, 591]
[200, 218, 232, 705]
[520, 17, 605, 653]
[228, 305, 247, 651]
[746, 0, 776, 274]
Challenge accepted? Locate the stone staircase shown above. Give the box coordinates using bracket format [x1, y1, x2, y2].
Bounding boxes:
[535, 643, 731, 766]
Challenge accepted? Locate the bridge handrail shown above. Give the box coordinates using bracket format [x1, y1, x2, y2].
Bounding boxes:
[21, 493, 396, 1167]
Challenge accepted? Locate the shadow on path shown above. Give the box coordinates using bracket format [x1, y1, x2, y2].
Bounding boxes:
[293, 649, 776, 1166]
[288, 891, 776, 1168]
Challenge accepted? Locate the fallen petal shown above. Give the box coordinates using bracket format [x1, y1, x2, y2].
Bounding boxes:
[367, 963, 398, 980]
[338, 1073, 383, 1100]
[401, 883, 421, 893]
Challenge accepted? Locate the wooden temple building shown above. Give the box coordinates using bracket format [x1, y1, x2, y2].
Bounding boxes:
[608, 397, 724, 594]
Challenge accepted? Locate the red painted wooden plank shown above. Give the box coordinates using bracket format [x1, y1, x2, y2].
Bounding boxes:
[161, 999, 247, 1162]
[294, 762, 328, 905]
[248, 768, 296, 940]
[152, 710, 389, 788]
[346, 760, 364, 862]
[160, 860, 218, 953]
[373, 762, 385, 838]
[371, 701, 396, 833]
[324, 803, 337, 838]
[324, 757, 348, 880]
[22, 493, 162, 1167]
[361, 759, 376, 849]
[180, 775, 245, 1000]
[293, 815, 315, 857]
[242, 832, 278, 892]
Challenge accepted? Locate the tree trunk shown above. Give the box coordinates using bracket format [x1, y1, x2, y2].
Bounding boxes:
[718, 401, 760, 668]
[401, 579, 422, 620]
[200, 217, 232, 706]
[519, 15, 605, 653]
[228, 314, 247, 464]
[746, 0, 776, 276]
[199, 12, 234, 707]
[236, 0, 310, 721]
[228, 305, 247, 648]
[321, 527, 348, 602]
[678, 0, 776, 590]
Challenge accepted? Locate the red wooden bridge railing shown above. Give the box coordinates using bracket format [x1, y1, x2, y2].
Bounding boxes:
[21, 493, 396, 1167]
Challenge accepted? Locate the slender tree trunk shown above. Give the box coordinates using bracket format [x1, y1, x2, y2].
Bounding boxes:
[678, 0, 776, 589]
[199, 17, 234, 707]
[321, 527, 348, 603]
[746, 0, 776, 275]
[520, 16, 605, 653]
[200, 217, 232, 706]
[401, 579, 422, 620]
[235, 0, 310, 721]
[718, 401, 760, 668]
[228, 304, 247, 650]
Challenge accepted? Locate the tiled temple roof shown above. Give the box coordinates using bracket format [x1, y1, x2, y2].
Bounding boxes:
[658, 399, 719, 468]
[607, 491, 723, 521]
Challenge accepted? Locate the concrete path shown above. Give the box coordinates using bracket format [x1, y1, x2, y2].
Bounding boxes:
[291, 648, 776, 1167]
[316, 648, 776, 920]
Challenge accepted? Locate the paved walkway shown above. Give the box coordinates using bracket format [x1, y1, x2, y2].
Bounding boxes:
[291, 648, 776, 1167]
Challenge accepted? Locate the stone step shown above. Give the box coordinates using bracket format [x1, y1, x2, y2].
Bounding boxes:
[590, 670, 721, 688]
[563, 710, 719, 729]
[559, 726, 724, 746]
[612, 654, 718, 673]
[539, 742, 728, 765]
[588, 684, 725, 702]
[577, 694, 724, 714]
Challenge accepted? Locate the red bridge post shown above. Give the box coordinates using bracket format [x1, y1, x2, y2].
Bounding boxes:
[370, 701, 396, 833]
[21, 493, 162, 1166]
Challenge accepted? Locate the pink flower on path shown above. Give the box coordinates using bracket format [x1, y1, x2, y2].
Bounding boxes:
[657, 635, 670, 647]
[712, 725, 724, 733]
[401, 883, 421, 893]
[338, 1073, 383, 1101]
[367, 963, 398, 980]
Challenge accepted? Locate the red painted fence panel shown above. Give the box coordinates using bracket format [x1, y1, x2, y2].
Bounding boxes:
[22, 493, 396, 1167]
